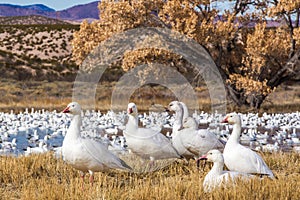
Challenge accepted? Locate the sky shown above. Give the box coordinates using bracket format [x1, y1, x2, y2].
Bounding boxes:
[0, 0, 98, 10]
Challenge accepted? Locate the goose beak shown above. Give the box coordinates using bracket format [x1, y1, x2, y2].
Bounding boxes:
[62, 106, 70, 113]
[196, 155, 207, 168]
[198, 155, 207, 160]
[221, 116, 228, 123]
[165, 106, 170, 112]
[128, 108, 133, 114]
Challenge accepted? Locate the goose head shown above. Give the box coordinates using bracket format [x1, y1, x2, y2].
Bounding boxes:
[168, 101, 182, 113]
[127, 102, 138, 116]
[222, 112, 241, 125]
[198, 149, 223, 163]
[62, 102, 81, 115]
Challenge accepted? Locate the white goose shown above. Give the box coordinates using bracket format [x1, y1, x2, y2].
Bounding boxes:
[198, 149, 252, 192]
[222, 113, 274, 178]
[168, 101, 224, 159]
[62, 102, 131, 184]
[124, 102, 181, 161]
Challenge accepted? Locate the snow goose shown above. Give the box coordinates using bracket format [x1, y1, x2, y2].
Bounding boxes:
[124, 102, 181, 161]
[168, 101, 197, 131]
[222, 113, 275, 178]
[168, 101, 224, 159]
[24, 140, 48, 156]
[198, 149, 253, 192]
[62, 102, 131, 184]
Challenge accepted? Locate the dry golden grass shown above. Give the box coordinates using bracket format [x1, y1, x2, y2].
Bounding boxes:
[0, 79, 73, 112]
[1, 79, 299, 113]
[0, 151, 299, 199]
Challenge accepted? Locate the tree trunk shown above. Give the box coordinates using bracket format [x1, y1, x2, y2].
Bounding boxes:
[249, 94, 266, 109]
[224, 84, 249, 107]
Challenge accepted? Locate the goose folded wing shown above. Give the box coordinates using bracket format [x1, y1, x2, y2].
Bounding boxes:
[80, 138, 130, 170]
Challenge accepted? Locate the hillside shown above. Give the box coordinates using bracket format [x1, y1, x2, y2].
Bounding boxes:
[0, 20, 80, 81]
[0, 15, 70, 25]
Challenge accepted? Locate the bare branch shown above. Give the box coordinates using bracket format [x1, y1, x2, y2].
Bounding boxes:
[269, 49, 300, 86]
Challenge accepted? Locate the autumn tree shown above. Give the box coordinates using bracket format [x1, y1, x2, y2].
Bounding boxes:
[225, 0, 300, 108]
[72, 0, 300, 109]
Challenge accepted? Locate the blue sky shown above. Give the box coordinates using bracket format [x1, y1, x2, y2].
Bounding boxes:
[0, 0, 98, 10]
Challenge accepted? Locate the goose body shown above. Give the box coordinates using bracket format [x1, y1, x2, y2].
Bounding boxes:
[198, 149, 252, 192]
[124, 103, 181, 161]
[168, 101, 224, 159]
[222, 113, 274, 178]
[62, 102, 131, 182]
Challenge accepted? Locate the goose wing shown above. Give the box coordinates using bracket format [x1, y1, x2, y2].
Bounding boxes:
[80, 138, 131, 170]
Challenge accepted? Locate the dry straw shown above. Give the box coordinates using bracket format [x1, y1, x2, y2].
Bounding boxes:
[0, 151, 299, 199]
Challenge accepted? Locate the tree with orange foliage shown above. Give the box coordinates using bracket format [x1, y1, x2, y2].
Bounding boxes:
[72, 0, 300, 109]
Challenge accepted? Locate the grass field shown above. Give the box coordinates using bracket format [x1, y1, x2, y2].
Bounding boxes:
[0, 79, 299, 113]
[0, 152, 299, 199]
[0, 79, 299, 199]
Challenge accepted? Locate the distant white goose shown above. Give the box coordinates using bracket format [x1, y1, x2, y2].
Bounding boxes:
[62, 102, 131, 184]
[198, 149, 253, 192]
[25, 140, 48, 156]
[168, 101, 224, 159]
[124, 102, 181, 161]
[222, 113, 275, 178]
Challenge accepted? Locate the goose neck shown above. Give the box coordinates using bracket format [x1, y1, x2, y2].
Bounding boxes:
[173, 107, 183, 133]
[209, 160, 224, 176]
[229, 123, 242, 143]
[126, 114, 139, 131]
[65, 114, 82, 140]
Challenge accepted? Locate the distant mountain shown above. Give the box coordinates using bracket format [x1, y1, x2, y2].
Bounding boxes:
[55, 1, 99, 20]
[21, 4, 56, 12]
[0, 1, 99, 21]
[0, 4, 54, 16]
